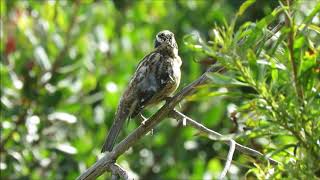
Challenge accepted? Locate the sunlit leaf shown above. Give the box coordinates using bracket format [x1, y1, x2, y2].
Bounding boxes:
[48, 112, 77, 123]
[293, 36, 305, 49]
[56, 143, 77, 154]
[34, 46, 51, 70]
[237, 0, 256, 17]
[207, 73, 250, 86]
[302, 2, 320, 25]
[207, 158, 222, 176]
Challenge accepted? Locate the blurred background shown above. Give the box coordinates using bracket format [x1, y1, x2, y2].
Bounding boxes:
[1, 0, 318, 179]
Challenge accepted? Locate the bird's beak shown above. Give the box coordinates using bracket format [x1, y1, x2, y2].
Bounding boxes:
[165, 40, 173, 47]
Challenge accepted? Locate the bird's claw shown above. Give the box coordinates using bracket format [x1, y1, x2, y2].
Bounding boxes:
[138, 114, 148, 125]
[164, 96, 173, 103]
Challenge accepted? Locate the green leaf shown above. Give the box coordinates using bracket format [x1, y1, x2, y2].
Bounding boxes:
[48, 112, 77, 123]
[247, 49, 258, 71]
[207, 73, 250, 86]
[256, 59, 286, 70]
[191, 156, 205, 180]
[294, 36, 305, 49]
[256, 6, 283, 29]
[237, 0, 256, 17]
[271, 61, 278, 82]
[305, 24, 320, 34]
[82, 73, 97, 92]
[299, 50, 317, 74]
[303, 2, 320, 25]
[207, 158, 222, 176]
[34, 46, 52, 70]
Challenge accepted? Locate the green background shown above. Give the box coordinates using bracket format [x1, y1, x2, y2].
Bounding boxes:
[1, 0, 319, 179]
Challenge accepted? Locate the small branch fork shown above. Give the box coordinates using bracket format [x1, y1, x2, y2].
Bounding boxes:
[109, 163, 130, 180]
[77, 66, 278, 180]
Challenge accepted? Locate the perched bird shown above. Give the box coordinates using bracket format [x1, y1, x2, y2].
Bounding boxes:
[101, 30, 182, 152]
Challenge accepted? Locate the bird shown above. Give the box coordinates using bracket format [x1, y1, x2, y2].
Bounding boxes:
[101, 30, 182, 152]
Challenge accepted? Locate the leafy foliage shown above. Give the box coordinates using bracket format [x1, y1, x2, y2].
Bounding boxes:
[185, 1, 320, 178]
[1, 0, 319, 179]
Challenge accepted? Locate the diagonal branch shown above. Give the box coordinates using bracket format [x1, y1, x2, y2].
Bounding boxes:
[77, 66, 278, 179]
[170, 110, 279, 165]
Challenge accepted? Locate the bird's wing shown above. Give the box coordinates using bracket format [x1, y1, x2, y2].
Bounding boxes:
[125, 51, 162, 117]
[101, 51, 160, 152]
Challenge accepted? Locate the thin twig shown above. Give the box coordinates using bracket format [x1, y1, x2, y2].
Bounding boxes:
[108, 163, 132, 180]
[284, 0, 304, 100]
[254, 20, 285, 50]
[170, 110, 279, 165]
[219, 140, 235, 179]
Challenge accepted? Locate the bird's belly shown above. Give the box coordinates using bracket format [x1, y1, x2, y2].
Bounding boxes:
[150, 61, 181, 104]
[167, 64, 181, 93]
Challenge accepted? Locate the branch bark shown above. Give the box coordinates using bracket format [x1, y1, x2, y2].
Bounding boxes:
[108, 163, 132, 180]
[77, 66, 278, 180]
[284, 0, 304, 101]
[170, 110, 279, 165]
[219, 140, 235, 179]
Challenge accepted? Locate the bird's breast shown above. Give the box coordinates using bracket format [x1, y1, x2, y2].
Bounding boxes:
[158, 56, 182, 97]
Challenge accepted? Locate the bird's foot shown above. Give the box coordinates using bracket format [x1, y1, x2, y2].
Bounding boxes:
[138, 113, 153, 135]
[164, 96, 173, 104]
[148, 129, 154, 136]
[138, 113, 148, 125]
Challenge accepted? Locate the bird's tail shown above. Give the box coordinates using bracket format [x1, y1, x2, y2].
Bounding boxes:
[101, 104, 128, 152]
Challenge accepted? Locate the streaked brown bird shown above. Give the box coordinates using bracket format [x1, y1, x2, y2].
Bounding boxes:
[101, 30, 182, 152]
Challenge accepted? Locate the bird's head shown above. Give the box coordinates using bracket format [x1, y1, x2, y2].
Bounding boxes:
[154, 30, 178, 49]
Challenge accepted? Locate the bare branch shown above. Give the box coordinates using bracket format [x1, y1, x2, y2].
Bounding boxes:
[109, 163, 132, 180]
[170, 110, 279, 165]
[219, 140, 235, 179]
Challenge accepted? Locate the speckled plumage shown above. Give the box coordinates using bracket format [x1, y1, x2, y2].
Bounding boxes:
[101, 30, 182, 152]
